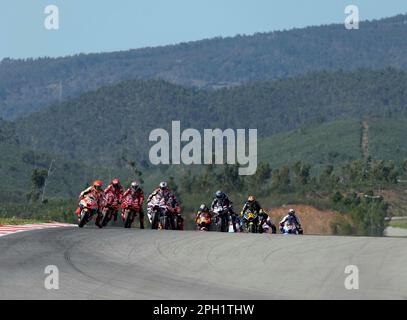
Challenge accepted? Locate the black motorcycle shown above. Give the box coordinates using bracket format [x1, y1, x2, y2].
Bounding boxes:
[242, 209, 260, 233]
[213, 205, 233, 232]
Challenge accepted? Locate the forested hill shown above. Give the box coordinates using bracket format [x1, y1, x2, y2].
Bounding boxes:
[2, 14, 407, 119]
[13, 69, 407, 166]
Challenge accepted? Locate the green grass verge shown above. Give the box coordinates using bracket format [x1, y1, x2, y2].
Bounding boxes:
[389, 221, 407, 229]
[0, 217, 48, 225]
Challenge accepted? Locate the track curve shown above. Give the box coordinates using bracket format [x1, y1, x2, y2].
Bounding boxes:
[1, 228, 407, 299]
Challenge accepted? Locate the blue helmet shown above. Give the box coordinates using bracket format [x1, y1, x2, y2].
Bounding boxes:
[215, 190, 225, 199]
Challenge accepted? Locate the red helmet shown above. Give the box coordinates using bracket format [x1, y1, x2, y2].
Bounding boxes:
[93, 180, 103, 190]
[112, 178, 120, 186]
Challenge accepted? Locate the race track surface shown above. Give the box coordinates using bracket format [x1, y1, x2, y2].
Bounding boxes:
[1, 228, 407, 300]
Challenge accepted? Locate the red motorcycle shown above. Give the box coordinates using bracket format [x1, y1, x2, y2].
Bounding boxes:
[101, 191, 120, 227]
[121, 196, 142, 228]
[78, 195, 100, 228]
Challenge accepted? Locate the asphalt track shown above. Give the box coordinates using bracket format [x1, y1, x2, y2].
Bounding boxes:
[1, 227, 407, 300]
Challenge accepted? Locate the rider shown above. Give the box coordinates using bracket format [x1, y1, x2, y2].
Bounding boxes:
[211, 190, 236, 231]
[122, 181, 145, 229]
[76, 180, 105, 221]
[211, 190, 233, 211]
[147, 181, 182, 230]
[103, 178, 124, 222]
[196, 204, 214, 230]
[168, 193, 183, 230]
[147, 181, 172, 203]
[240, 195, 276, 233]
[196, 204, 212, 221]
[279, 208, 303, 234]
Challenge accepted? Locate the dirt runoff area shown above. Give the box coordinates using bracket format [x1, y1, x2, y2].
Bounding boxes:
[267, 205, 340, 235]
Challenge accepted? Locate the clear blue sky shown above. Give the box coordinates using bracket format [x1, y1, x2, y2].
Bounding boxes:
[1, 0, 407, 60]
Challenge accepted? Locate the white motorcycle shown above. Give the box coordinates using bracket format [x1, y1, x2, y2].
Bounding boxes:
[281, 222, 303, 235]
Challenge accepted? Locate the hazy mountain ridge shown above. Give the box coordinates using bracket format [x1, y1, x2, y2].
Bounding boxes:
[10, 68, 407, 169]
[2, 14, 407, 119]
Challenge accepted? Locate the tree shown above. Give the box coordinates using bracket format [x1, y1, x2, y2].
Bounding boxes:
[319, 165, 339, 189]
[168, 176, 178, 194]
[331, 191, 388, 236]
[27, 169, 48, 202]
[195, 165, 217, 194]
[293, 161, 311, 186]
[41, 160, 55, 203]
[218, 165, 243, 192]
[125, 158, 144, 184]
[271, 165, 291, 192]
[180, 170, 195, 192]
[247, 161, 272, 194]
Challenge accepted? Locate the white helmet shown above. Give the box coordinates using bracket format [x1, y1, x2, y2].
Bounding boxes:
[159, 181, 168, 189]
[289, 209, 295, 215]
[131, 181, 140, 191]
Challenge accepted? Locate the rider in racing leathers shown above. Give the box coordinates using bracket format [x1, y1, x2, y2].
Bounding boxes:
[240, 195, 276, 233]
[195, 204, 214, 230]
[103, 178, 124, 222]
[195, 204, 213, 222]
[147, 181, 182, 230]
[211, 190, 237, 231]
[279, 208, 303, 234]
[76, 180, 105, 223]
[122, 181, 145, 229]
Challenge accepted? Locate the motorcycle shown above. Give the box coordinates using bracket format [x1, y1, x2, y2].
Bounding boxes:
[213, 205, 233, 232]
[148, 197, 173, 230]
[242, 210, 260, 233]
[259, 217, 277, 234]
[78, 195, 100, 228]
[281, 222, 303, 235]
[121, 196, 142, 229]
[196, 211, 213, 231]
[101, 191, 120, 227]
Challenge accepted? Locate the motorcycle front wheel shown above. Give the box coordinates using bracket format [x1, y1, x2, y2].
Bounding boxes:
[160, 216, 170, 230]
[124, 210, 133, 228]
[247, 222, 257, 233]
[220, 216, 228, 232]
[78, 210, 90, 228]
[151, 211, 159, 229]
[101, 208, 112, 227]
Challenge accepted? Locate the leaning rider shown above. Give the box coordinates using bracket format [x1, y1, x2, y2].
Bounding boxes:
[122, 181, 145, 229]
